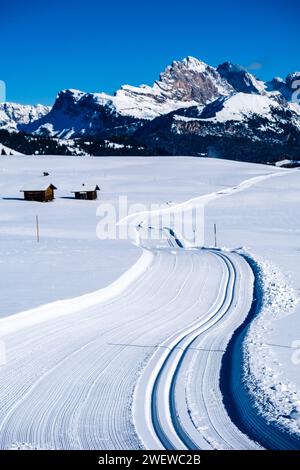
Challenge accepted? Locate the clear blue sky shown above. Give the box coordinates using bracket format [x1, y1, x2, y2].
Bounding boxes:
[2, 0, 299, 105]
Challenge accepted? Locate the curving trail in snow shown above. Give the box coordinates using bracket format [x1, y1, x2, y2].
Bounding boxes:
[134, 249, 260, 450]
[0, 247, 232, 450]
[0, 168, 292, 450]
[117, 169, 289, 229]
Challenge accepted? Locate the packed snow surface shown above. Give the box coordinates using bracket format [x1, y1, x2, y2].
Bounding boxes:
[0, 155, 299, 449]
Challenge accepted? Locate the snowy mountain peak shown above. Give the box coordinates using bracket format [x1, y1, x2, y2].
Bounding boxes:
[266, 76, 286, 93]
[218, 61, 246, 73]
[54, 89, 86, 108]
[58, 89, 85, 99]
[274, 76, 285, 83]
[153, 56, 233, 105]
[286, 72, 300, 87]
[266, 72, 300, 101]
[217, 61, 266, 94]
[174, 56, 208, 73]
[52, 55, 229, 122]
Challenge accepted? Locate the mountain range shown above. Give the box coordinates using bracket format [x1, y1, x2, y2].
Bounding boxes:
[1, 56, 300, 162]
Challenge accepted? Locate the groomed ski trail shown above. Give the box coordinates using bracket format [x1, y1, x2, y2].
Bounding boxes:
[0, 168, 290, 450]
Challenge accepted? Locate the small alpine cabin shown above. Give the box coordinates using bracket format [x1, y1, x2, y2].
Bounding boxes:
[20, 180, 57, 202]
[71, 184, 100, 200]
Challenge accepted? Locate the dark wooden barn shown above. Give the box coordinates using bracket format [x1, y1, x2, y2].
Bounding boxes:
[71, 184, 100, 200]
[20, 181, 57, 202]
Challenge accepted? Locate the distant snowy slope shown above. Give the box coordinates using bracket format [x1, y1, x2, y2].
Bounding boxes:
[0, 143, 23, 155]
[136, 91, 300, 161]
[22, 89, 142, 139]
[200, 93, 281, 122]
[0, 102, 50, 132]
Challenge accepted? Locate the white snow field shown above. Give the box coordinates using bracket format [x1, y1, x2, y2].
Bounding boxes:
[0, 155, 299, 450]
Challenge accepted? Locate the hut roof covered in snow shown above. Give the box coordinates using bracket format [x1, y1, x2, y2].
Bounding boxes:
[20, 179, 57, 192]
[70, 183, 100, 193]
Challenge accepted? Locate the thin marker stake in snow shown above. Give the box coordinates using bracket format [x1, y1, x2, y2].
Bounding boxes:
[214, 223, 217, 248]
[36, 216, 40, 243]
[192, 214, 196, 247]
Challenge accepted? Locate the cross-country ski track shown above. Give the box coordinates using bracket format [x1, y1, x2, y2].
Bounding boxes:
[0, 169, 295, 450]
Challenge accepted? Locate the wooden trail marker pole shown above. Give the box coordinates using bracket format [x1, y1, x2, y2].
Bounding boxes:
[214, 223, 217, 248]
[36, 215, 40, 243]
[192, 212, 196, 247]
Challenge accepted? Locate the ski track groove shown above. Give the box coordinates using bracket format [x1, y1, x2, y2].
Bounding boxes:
[134, 250, 260, 450]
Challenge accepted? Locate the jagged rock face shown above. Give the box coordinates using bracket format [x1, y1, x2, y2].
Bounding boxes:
[217, 62, 265, 94]
[0, 102, 50, 132]
[153, 56, 233, 103]
[112, 57, 233, 120]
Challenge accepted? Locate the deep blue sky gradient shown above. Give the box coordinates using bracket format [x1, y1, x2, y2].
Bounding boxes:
[2, 0, 299, 105]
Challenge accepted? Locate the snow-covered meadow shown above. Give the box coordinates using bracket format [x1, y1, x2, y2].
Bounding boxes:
[0, 155, 273, 317]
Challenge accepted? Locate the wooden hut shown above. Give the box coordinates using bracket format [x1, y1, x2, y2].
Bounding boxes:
[71, 184, 100, 200]
[20, 180, 57, 202]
